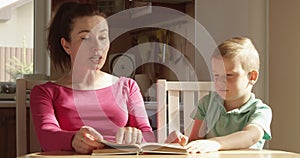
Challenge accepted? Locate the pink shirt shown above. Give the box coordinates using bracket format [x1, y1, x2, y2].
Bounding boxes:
[30, 77, 155, 151]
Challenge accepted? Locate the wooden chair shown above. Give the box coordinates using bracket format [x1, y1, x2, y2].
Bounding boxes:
[156, 79, 214, 143]
[16, 75, 49, 156]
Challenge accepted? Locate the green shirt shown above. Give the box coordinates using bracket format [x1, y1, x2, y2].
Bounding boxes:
[192, 92, 272, 149]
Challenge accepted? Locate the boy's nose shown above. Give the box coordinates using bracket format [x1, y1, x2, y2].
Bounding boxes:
[215, 77, 226, 88]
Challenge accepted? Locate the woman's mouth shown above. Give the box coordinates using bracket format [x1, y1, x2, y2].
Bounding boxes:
[90, 56, 102, 64]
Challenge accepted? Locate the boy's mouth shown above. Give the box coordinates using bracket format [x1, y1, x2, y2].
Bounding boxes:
[217, 89, 228, 95]
[217, 89, 227, 92]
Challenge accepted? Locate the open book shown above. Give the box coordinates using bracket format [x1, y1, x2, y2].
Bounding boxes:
[92, 139, 187, 155]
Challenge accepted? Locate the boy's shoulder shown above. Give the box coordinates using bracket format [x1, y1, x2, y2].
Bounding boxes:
[199, 92, 271, 111]
[198, 91, 223, 109]
[241, 93, 271, 112]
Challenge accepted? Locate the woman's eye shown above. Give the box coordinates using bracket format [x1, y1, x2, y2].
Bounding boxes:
[99, 36, 107, 40]
[81, 37, 89, 41]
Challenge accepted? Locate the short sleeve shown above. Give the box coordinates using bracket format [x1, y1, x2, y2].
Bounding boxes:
[248, 104, 272, 140]
[192, 98, 206, 120]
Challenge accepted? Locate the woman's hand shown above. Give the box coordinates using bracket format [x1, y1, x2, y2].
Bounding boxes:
[72, 126, 105, 154]
[165, 130, 188, 146]
[115, 127, 143, 144]
[185, 139, 221, 154]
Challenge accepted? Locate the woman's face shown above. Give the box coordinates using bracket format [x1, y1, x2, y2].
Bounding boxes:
[62, 15, 110, 71]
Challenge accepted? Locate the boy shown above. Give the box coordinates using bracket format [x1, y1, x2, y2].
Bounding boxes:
[166, 37, 272, 153]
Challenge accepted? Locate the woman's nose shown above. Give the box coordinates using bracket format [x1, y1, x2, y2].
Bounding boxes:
[91, 41, 104, 53]
[92, 39, 108, 52]
[92, 47, 102, 53]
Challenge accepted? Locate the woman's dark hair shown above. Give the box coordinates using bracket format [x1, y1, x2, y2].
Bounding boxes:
[47, 1, 106, 72]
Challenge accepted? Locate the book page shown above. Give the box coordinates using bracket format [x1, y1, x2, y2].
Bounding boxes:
[98, 139, 140, 149]
[93, 140, 187, 155]
[140, 143, 187, 154]
[92, 148, 140, 155]
[92, 139, 141, 155]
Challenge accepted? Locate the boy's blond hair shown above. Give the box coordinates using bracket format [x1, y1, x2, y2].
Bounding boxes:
[213, 37, 260, 72]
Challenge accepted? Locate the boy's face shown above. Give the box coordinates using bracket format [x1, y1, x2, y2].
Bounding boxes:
[212, 56, 253, 102]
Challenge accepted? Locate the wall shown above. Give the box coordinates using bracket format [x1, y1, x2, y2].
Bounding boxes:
[196, 0, 300, 153]
[269, 0, 300, 153]
[0, 1, 33, 48]
[195, 0, 268, 102]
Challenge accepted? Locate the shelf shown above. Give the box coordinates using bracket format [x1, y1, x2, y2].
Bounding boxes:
[0, 93, 15, 100]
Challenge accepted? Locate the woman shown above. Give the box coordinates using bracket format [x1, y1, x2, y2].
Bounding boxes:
[30, 2, 155, 154]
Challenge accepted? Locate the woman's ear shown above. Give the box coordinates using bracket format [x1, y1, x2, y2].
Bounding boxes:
[249, 70, 259, 85]
[61, 38, 71, 55]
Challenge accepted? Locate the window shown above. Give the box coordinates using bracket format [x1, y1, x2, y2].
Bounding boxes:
[0, 0, 34, 82]
[0, 0, 33, 97]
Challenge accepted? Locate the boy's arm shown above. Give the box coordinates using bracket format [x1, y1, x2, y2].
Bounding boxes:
[185, 123, 264, 153]
[211, 123, 264, 150]
[189, 119, 205, 141]
[165, 119, 205, 145]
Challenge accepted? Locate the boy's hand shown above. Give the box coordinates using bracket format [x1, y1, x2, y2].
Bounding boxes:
[165, 130, 189, 146]
[116, 127, 143, 144]
[185, 139, 221, 154]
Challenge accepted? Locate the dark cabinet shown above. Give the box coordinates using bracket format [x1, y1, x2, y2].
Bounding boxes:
[0, 108, 16, 158]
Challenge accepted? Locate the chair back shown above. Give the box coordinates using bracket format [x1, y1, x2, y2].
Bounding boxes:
[16, 75, 49, 156]
[156, 79, 214, 143]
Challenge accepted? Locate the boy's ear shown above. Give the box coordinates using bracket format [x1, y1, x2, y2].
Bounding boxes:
[60, 38, 71, 55]
[248, 70, 259, 85]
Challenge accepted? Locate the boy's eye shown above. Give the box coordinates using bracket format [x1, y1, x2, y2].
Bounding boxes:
[214, 74, 223, 78]
[213, 74, 224, 81]
[226, 74, 234, 78]
[213, 74, 233, 81]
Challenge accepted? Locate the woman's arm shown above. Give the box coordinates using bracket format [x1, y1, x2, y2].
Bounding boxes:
[123, 79, 156, 142]
[30, 85, 76, 151]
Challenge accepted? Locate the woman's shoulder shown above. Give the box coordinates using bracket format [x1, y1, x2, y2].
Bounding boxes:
[31, 81, 52, 89]
[31, 81, 71, 93]
[115, 76, 138, 88]
[33, 81, 57, 89]
[118, 76, 135, 83]
[30, 81, 60, 97]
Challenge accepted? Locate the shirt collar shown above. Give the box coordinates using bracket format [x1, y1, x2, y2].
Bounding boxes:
[212, 92, 257, 114]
